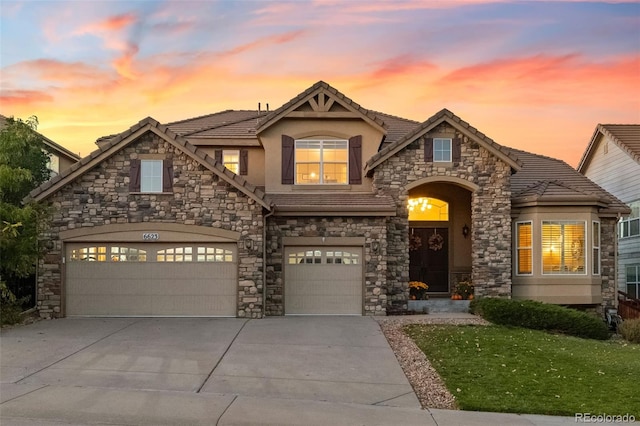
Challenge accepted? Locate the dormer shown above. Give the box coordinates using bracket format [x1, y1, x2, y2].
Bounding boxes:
[256, 81, 387, 193]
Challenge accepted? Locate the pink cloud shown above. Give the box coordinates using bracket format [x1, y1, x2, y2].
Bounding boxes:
[5, 59, 112, 84]
[75, 13, 137, 35]
[431, 53, 640, 106]
[0, 90, 54, 107]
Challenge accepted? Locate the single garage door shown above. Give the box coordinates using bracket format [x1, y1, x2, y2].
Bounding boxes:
[66, 243, 237, 316]
[285, 246, 363, 315]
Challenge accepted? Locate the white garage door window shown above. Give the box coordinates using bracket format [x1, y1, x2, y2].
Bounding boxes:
[285, 247, 363, 315]
[66, 243, 237, 317]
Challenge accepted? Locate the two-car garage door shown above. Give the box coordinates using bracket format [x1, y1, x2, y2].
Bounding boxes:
[285, 246, 363, 315]
[65, 243, 237, 317]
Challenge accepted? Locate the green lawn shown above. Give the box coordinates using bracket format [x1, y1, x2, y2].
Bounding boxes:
[405, 324, 640, 416]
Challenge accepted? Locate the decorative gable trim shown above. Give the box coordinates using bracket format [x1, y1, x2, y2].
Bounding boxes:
[27, 117, 271, 210]
[255, 81, 387, 135]
[365, 108, 522, 175]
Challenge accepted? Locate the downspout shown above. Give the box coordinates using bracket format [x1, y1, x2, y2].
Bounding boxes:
[262, 206, 275, 318]
[614, 212, 621, 310]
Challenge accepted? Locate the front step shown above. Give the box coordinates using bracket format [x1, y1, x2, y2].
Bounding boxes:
[408, 299, 471, 314]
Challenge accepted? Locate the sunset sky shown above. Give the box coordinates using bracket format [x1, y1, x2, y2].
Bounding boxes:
[1, 0, 639, 167]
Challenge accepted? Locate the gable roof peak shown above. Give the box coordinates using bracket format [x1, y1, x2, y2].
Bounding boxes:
[27, 116, 270, 209]
[255, 81, 386, 134]
[577, 123, 640, 172]
[365, 108, 521, 173]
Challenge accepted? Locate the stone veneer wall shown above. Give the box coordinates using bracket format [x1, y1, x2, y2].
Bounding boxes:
[599, 217, 618, 314]
[37, 132, 265, 319]
[372, 122, 513, 312]
[265, 216, 388, 316]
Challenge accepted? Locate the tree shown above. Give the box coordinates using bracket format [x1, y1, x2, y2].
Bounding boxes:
[0, 116, 52, 322]
[0, 116, 51, 204]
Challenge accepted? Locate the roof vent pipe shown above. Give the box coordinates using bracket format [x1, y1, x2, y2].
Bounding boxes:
[258, 102, 261, 115]
[266, 103, 269, 112]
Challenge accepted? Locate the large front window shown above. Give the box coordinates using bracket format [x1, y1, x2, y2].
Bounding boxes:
[295, 139, 347, 184]
[542, 221, 585, 274]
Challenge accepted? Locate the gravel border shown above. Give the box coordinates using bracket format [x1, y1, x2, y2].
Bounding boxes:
[377, 315, 489, 410]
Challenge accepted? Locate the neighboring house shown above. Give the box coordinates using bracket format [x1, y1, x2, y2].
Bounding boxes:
[0, 114, 81, 176]
[27, 82, 629, 319]
[578, 124, 640, 299]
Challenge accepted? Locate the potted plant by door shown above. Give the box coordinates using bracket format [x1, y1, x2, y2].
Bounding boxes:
[409, 281, 429, 300]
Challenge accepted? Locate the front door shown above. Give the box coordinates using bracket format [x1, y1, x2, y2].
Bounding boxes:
[409, 227, 449, 293]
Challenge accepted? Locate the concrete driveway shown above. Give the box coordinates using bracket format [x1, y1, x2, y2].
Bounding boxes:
[0, 316, 427, 425]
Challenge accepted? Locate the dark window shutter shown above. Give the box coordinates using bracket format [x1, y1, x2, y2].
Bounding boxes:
[129, 159, 141, 192]
[282, 135, 295, 184]
[162, 160, 174, 192]
[452, 138, 462, 163]
[215, 149, 223, 164]
[348, 135, 362, 185]
[239, 149, 248, 175]
[424, 138, 433, 162]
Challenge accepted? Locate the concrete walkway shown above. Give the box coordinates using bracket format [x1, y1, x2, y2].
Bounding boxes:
[0, 317, 625, 425]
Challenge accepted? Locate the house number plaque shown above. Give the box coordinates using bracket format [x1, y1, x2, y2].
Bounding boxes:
[143, 233, 159, 241]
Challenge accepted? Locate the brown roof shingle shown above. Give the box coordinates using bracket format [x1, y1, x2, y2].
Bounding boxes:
[267, 193, 396, 216]
[508, 147, 629, 213]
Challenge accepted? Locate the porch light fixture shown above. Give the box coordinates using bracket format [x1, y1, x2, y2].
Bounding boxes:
[244, 239, 254, 250]
[462, 224, 470, 239]
[371, 240, 380, 254]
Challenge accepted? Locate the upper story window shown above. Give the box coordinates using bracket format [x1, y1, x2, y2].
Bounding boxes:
[542, 221, 585, 275]
[141, 160, 163, 192]
[433, 138, 452, 162]
[214, 149, 248, 175]
[129, 158, 173, 193]
[620, 200, 640, 238]
[223, 150, 239, 174]
[295, 139, 348, 184]
[424, 137, 460, 163]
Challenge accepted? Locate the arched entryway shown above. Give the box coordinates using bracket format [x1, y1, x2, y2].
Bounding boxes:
[407, 177, 476, 296]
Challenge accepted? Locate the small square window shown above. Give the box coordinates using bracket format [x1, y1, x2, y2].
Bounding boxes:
[141, 160, 163, 193]
[223, 150, 240, 174]
[434, 138, 452, 162]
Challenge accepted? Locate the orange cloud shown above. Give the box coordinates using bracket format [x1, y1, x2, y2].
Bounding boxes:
[112, 43, 140, 80]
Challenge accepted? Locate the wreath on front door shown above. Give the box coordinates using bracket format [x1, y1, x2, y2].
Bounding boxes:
[409, 233, 422, 251]
[428, 232, 444, 251]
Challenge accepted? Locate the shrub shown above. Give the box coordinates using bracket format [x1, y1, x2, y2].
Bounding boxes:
[0, 282, 27, 325]
[619, 318, 640, 344]
[471, 297, 610, 340]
